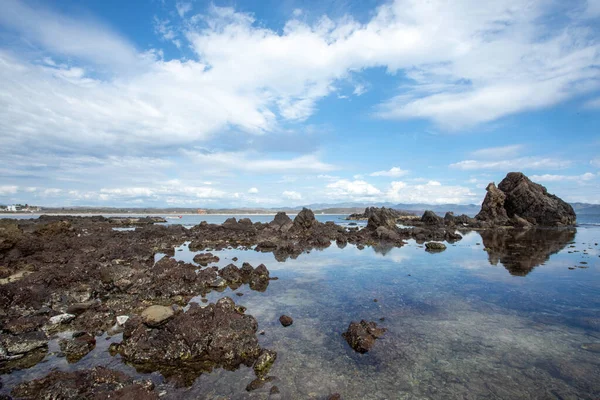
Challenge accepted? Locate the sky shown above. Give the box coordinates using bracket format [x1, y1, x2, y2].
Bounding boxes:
[0, 0, 599, 208]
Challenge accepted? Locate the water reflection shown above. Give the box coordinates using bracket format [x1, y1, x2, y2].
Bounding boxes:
[479, 228, 576, 276]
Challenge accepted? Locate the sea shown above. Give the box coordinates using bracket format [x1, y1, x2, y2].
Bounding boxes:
[1, 213, 599, 399]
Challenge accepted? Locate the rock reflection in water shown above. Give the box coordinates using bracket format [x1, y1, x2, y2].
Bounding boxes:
[480, 228, 576, 276]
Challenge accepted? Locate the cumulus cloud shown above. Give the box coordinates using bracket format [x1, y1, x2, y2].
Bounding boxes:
[326, 180, 382, 199]
[386, 181, 477, 204]
[248, 187, 259, 194]
[449, 157, 571, 171]
[530, 173, 596, 183]
[282, 190, 302, 200]
[0, 185, 18, 196]
[370, 167, 409, 177]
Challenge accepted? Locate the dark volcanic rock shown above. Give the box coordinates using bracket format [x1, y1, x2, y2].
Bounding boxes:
[421, 210, 443, 225]
[476, 182, 509, 225]
[342, 320, 386, 353]
[117, 297, 267, 385]
[477, 172, 576, 227]
[270, 212, 293, 232]
[11, 366, 157, 400]
[293, 208, 317, 230]
[279, 315, 293, 327]
[366, 207, 400, 230]
[498, 172, 576, 226]
[193, 252, 219, 266]
[58, 332, 96, 363]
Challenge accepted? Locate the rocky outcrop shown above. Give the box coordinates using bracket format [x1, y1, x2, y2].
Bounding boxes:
[116, 297, 271, 385]
[293, 208, 317, 230]
[270, 212, 293, 232]
[421, 210, 443, 225]
[476, 183, 509, 225]
[366, 207, 401, 230]
[498, 172, 576, 226]
[11, 367, 158, 399]
[477, 173, 576, 227]
[342, 320, 386, 353]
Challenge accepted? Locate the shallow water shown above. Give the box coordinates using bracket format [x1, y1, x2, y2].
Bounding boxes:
[2, 226, 600, 399]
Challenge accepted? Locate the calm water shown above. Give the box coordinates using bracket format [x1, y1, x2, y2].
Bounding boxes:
[1, 215, 600, 399]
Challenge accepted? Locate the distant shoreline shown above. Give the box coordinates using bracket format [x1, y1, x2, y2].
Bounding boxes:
[0, 213, 351, 217]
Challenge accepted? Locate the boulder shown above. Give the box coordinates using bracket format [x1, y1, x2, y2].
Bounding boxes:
[293, 208, 317, 230]
[279, 315, 293, 327]
[58, 332, 96, 363]
[1, 331, 47, 355]
[498, 172, 576, 226]
[118, 298, 267, 385]
[425, 242, 447, 252]
[421, 211, 443, 225]
[342, 320, 386, 353]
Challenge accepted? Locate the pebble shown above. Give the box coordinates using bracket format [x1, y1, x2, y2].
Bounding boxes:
[49, 313, 76, 325]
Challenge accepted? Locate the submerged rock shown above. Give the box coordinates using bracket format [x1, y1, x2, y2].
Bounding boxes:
[342, 320, 386, 353]
[58, 332, 96, 363]
[279, 315, 293, 327]
[11, 366, 158, 399]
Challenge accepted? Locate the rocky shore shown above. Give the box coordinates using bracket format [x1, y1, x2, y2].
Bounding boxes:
[0, 172, 580, 398]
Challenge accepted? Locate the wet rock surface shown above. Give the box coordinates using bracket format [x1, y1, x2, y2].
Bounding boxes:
[58, 332, 96, 363]
[342, 320, 387, 353]
[11, 367, 158, 399]
[115, 297, 272, 386]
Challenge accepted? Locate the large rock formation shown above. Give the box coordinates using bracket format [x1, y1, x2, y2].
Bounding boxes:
[366, 207, 401, 230]
[476, 183, 509, 225]
[477, 172, 576, 227]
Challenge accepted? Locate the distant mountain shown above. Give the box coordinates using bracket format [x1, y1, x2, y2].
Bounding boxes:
[570, 203, 600, 215]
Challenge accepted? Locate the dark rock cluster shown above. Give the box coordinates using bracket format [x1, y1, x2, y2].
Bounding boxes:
[342, 320, 387, 353]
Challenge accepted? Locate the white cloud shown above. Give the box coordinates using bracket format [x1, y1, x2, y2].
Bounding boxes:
[282, 190, 302, 200]
[183, 151, 335, 173]
[326, 180, 381, 199]
[470, 145, 523, 159]
[176, 2, 193, 18]
[449, 157, 571, 171]
[530, 172, 596, 183]
[370, 167, 409, 177]
[0, 185, 18, 196]
[248, 187, 259, 194]
[592, 158, 600, 168]
[386, 181, 477, 204]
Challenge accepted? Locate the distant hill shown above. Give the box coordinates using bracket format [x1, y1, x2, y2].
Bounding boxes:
[570, 203, 600, 215]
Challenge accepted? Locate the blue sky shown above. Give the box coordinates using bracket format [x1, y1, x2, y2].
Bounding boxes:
[0, 0, 599, 207]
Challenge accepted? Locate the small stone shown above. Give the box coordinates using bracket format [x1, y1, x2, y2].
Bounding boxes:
[568, 267, 576, 270]
[141, 305, 174, 328]
[236, 292, 244, 297]
[327, 394, 342, 400]
[253, 349, 277, 379]
[373, 299, 378, 302]
[279, 315, 293, 327]
[270, 386, 280, 394]
[116, 316, 129, 326]
[425, 242, 447, 252]
[49, 313, 76, 325]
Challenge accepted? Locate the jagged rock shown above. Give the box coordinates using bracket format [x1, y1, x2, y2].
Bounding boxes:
[253, 349, 277, 379]
[476, 182, 509, 225]
[293, 208, 317, 230]
[11, 367, 158, 400]
[342, 320, 386, 353]
[59, 332, 96, 363]
[193, 252, 220, 266]
[421, 211, 443, 225]
[118, 298, 265, 385]
[270, 212, 293, 232]
[498, 172, 576, 226]
[1, 331, 47, 355]
[366, 207, 399, 230]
